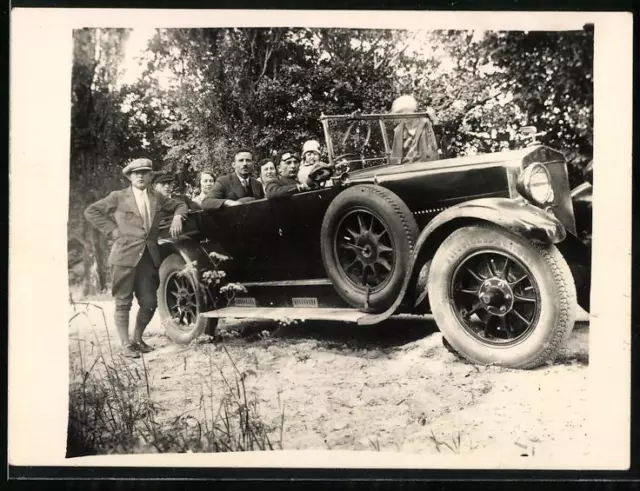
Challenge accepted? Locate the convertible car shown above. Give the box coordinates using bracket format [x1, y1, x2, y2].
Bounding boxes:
[156, 112, 593, 370]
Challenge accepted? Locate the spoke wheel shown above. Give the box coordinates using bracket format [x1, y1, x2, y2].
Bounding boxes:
[165, 272, 200, 332]
[335, 208, 395, 291]
[428, 224, 576, 369]
[321, 185, 418, 312]
[450, 250, 540, 346]
[158, 253, 218, 344]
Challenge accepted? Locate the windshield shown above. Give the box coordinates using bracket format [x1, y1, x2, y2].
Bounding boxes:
[324, 118, 388, 170]
[322, 112, 438, 171]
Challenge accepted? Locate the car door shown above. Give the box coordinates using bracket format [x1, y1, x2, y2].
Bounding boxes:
[268, 186, 342, 281]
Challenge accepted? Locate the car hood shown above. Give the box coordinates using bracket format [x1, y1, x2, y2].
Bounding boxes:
[349, 145, 566, 179]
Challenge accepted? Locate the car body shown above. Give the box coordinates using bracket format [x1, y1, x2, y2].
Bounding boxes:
[156, 111, 593, 369]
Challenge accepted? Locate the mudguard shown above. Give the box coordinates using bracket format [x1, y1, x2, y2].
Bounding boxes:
[571, 182, 592, 244]
[358, 197, 568, 326]
[158, 235, 218, 308]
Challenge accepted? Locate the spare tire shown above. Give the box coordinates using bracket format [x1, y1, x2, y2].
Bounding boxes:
[320, 184, 419, 312]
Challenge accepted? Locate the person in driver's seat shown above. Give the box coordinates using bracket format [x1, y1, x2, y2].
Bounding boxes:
[390, 95, 439, 165]
[265, 150, 312, 199]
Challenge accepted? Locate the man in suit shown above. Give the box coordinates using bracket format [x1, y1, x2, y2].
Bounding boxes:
[265, 150, 313, 199]
[84, 159, 187, 358]
[201, 150, 264, 209]
[389, 95, 439, 165]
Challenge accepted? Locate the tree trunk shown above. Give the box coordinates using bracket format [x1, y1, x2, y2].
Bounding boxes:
[92, 225, 109, 292]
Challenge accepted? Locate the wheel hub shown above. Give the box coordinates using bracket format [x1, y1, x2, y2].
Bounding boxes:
[335, 209, 395, 290]
[478, 277, 514, 316]
[357, 236, 377, 262]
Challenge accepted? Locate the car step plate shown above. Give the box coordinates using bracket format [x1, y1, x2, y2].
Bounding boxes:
[201, 307, 369, 323]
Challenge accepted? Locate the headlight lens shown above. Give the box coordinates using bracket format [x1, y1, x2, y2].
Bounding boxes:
[518, 163, 554, 204]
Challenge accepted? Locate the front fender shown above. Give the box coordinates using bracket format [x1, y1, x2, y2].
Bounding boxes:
[358, 197, 566, 326]
[571, 182, 592, 244]
[422, 197, 567, 245]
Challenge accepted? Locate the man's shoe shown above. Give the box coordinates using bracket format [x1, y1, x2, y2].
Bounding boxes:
[134, 340, 155, 353]
[122, 344, 141, 359]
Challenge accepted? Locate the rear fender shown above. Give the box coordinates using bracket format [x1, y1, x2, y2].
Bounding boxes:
[158, 236, 218, 309]
[358, 197, 567, 326]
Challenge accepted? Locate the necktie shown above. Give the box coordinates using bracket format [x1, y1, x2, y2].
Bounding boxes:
[140, 192, 151, 232]
[243, 179, 253, 198]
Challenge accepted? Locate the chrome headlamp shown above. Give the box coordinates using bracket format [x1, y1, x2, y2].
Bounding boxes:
[517, 162, 555, 205]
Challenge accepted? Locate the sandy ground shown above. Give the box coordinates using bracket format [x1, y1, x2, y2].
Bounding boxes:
[68, 300, 589, 458]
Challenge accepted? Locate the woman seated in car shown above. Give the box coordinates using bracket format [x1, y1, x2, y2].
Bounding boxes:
[257, 157, 277, 194]
[192, 170, 216, 205]
[390, 95, 439, 165]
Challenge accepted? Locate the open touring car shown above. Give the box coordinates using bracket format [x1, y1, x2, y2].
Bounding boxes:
[156, 112, 593, 369]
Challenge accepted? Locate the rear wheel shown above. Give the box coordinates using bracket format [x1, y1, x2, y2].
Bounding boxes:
[157, 253, 218, 344]
[321, 185, 418, 312]
[428, 224, 576, 369]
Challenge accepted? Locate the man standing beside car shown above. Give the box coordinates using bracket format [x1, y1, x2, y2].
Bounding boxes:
[200, 149, 264, 209]
[84, 158, 187, 358]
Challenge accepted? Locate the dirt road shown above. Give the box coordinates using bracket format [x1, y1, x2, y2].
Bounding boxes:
[68, 300, 589, 457]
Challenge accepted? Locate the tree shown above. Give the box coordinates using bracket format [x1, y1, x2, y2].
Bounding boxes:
[483, 26, 594, 185]
[138, 28, 422, 193]
[68, 28, 140, 295]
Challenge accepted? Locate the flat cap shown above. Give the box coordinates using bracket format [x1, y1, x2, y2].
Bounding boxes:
[152, 170, 174, 185]
[123, 158, 153, 176]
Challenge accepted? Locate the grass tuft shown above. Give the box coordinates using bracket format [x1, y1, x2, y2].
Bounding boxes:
[67, 301, 284, 456]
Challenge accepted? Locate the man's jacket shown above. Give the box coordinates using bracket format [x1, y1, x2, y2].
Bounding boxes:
[84, 187, 188, 268]
[265, 176, 302, 199]
[201, 173, 264, 209]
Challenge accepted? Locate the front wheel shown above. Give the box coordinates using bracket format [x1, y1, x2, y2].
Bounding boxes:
[157, 253, 218, 344]
[428, 224, 577, 369]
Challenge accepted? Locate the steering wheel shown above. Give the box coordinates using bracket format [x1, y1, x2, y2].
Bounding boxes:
[334, 153, 365, 172]
[341, 121, 372, 149]
[307, 163, 335, 187]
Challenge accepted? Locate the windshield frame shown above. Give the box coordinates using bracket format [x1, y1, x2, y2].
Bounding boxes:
[320, 112, 435, 167]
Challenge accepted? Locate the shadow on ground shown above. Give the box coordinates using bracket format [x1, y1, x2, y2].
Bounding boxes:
[222, 316, 441, 350]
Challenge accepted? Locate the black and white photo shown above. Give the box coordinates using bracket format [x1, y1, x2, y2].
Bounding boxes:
[8, 9, 633, 472]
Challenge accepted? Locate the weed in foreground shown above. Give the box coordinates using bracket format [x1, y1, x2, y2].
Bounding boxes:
[427, 429, 475, 454]
[67, 300, 284, 456]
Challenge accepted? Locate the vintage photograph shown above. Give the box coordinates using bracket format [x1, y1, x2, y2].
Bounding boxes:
[63, 23, 598, 459]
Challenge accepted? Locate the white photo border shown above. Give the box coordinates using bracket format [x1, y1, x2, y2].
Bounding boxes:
[8, 8, 633, 471]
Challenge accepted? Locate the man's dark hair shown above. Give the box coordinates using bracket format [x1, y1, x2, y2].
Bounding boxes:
[275, 150, 299, 167]
[233, 149, 253, 160]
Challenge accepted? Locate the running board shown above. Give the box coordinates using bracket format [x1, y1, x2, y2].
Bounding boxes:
[201, 307, 433, 325]
[201, 307, 368, 323]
